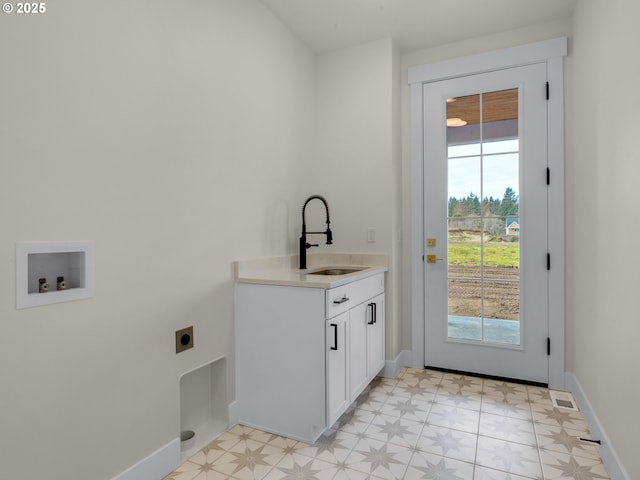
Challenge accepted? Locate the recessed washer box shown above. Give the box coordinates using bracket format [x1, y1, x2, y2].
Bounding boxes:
[16, 241, 94, 309]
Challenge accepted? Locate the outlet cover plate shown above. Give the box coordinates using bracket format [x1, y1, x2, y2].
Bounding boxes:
[175, 326, 194, 353]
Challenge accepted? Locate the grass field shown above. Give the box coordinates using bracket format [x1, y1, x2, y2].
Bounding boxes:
[448, 243, 519, 268]
[447, 232, 520, 320]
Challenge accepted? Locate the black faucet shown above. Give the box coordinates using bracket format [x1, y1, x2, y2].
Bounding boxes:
[299, 195, 333, 270]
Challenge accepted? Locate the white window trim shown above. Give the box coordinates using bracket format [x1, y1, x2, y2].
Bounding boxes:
[408, 37, 567, 389]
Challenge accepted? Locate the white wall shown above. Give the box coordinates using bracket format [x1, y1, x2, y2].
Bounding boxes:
[303, 38, 403, 359]
[309, 39, 394, 253]
[0, 1, 314, 478]
[569, 1, 640, 477]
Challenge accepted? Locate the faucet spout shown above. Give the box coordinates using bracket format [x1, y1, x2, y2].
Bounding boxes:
[300, 195, 333, 270]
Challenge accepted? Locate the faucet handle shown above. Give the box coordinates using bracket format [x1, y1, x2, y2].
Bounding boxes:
[305, 242, 319, 249]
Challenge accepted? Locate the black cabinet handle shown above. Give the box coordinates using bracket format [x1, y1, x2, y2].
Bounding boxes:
[330, 323, 338, 350]
[333, 295, 349, 305]
[367, 302, 378, 325]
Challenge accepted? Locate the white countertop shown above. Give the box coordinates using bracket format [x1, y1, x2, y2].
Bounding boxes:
[234, 253, 388, 289]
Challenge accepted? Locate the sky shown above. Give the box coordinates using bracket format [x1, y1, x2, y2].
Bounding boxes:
[447, 140, 519, 200]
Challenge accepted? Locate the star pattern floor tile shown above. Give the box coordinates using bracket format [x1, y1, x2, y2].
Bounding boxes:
[163, 368, 611, 480]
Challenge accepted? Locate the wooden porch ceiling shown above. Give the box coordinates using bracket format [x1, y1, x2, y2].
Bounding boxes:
[447, 89, 518, 125]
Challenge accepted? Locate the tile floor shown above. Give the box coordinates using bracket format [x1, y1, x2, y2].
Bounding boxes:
[164, 368, 610, 480]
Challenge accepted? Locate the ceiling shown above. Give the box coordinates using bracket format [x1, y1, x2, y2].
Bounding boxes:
[260, 0, 576, 54]
[447, 90, 519, 144]
[448, 90, 518, 125]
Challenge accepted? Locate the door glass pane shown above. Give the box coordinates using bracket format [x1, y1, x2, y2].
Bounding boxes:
[446, 88, 520, 345]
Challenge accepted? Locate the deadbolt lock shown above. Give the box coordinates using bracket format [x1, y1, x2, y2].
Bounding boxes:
[426, 238, 436, 247]
[426, 254, 444, 264]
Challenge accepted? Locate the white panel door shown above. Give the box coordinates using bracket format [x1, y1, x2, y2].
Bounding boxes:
[423, 63, 549, 384]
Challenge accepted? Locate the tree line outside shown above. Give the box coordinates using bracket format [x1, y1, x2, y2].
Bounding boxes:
[448, 187, 519, 238]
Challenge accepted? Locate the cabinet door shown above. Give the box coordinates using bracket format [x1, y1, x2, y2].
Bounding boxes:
[327, 312, 349, 427]
[367, 293, 385, 379]
[349, 301, 369, 400]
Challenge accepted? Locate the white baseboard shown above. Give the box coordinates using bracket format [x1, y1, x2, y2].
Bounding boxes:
[565, 372, 629, 480]
[380, 350, 412, 378]
[228, 400, 238, 428]
[111, 438, 180, 480]
[110, 399, 238, 480]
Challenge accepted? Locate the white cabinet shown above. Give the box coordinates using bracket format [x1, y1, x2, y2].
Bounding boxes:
[235, 273, 385, 443]
[325, 274, 385, 426]
[348, 300, 369, 400]
[326, 312, 349, 427]
[344, 293, 385, 404]
[236, 284, 327, 443]
[366, 293, 385, 379]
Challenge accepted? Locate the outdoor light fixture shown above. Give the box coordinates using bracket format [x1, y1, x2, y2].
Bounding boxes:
[446, 117, 467, 127]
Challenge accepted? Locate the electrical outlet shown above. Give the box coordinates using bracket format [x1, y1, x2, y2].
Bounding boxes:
[175, 326, 194, 353]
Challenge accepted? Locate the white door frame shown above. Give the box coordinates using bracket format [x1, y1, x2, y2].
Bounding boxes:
[409, 37, 567, 389]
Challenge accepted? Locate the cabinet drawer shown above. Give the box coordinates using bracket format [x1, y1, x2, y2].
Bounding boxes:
[325, 273, 384, 319]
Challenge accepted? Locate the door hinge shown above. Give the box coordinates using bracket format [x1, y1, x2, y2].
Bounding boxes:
[547, 337, 551, 356]
[547, 253, 551, 270]
[546, 82, 550, 100]
[546, 167, 550, 185]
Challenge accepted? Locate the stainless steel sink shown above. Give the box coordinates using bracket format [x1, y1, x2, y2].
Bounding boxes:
[308, 267, 365, 276]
